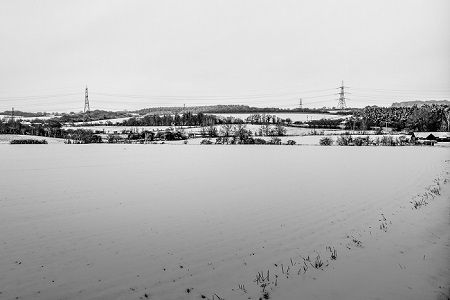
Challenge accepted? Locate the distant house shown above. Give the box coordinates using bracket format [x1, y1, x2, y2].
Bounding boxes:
[433, 132, 450, 142]
[411, 132, 450, 143]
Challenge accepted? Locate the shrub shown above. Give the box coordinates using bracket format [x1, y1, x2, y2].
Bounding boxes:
[254, 138, 266, 144]
[336, 135, 352, 146]
[108, 134, 124, 143]
[200, 139, 213, 145]
[319, 137, 334, 146]
[398, 135, 410, 146]
[268, 137, 282, 145]
[10, 139, 48, 144]
[245, 137, 256, 144]
[380, 135, 394, 146]
[354, 136, 366, 146]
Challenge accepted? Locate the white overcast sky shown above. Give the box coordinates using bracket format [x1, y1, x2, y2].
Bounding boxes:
[0, 0, 449, 112]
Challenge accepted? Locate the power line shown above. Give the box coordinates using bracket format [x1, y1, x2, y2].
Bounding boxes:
[1, 84, 448, 112]
[0, 92, 81, 101]
[350, 87, 450, 94]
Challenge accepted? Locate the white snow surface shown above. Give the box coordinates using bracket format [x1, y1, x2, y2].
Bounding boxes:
[0, 145, 449, 300]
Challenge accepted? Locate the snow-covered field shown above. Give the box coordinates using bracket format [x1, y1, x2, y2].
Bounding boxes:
[0, 145, 449, 300]
[62, 125, 335, 138]
[66, 112, 347, 127]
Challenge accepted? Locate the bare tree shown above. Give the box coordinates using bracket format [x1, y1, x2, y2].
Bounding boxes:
[444, 107, 450, 132]
[220, 123, 233, 137]
[274, 123, 286, 136]
[234, 123, 251, 143]
[259, 123, 271, 136]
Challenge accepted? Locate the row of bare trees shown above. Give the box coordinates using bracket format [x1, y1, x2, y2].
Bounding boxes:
[320, 135, 413, 146]
[199, 123, 286, 138]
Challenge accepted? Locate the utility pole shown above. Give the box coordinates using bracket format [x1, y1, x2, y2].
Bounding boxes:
[337, 81, 348, 110]
[10, 107, 15, 133]
[84, 86, 91, 122]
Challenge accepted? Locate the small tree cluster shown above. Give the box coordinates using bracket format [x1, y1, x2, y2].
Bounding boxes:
[197, 123, 287, 139]
[331, 134, 413, 146]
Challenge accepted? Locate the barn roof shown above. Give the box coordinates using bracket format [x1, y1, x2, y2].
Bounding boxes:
[413, 132, 450, 139]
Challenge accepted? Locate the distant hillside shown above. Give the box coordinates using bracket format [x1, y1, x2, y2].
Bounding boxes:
[391, 100, 449, 107]
[134, 105, 289, 115]
[0, 110, 48, 118]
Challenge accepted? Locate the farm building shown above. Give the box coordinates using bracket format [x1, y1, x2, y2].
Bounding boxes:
[411, 132, 450, 143]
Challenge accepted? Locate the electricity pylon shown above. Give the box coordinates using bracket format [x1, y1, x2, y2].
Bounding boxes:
[337, 81, 348, 110]
[84, 86, 91, 122]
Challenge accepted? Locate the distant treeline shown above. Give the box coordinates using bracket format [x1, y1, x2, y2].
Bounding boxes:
[121, 112, 220, 127]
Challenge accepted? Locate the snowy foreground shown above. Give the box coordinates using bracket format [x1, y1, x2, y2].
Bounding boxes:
[0, 145, 449, 300]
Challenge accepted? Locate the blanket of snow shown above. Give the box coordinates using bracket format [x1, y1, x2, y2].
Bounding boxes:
[0, 145, 449, 300]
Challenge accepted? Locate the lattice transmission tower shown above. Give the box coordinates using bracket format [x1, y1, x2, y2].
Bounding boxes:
[84, 86, 91, 122]
[337, 81, 348, 110]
